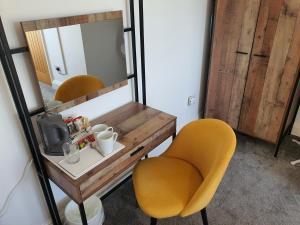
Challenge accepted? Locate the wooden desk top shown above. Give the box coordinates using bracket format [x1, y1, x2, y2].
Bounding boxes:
[43, 102, 177, 203]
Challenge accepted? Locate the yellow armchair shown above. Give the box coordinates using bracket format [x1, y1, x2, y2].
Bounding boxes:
[133, 119, 236, 225]
[54, 75, 105, 103]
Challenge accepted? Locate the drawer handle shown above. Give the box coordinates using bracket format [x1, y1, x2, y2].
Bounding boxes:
[130, 146, 145, 157]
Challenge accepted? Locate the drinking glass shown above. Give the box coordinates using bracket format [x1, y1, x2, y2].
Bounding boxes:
[62, 142, 80, 164]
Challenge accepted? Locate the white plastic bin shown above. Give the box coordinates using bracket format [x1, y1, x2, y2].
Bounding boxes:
[64, 196, 104, 225]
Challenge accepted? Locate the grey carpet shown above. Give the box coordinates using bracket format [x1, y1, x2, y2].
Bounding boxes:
[102, 135, 300, 225]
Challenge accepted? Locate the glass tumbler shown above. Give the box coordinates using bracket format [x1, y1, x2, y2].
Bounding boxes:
[62, 142, 80, 164]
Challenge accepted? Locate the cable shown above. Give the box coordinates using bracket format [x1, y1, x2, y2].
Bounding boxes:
[0, 159, 33, 217]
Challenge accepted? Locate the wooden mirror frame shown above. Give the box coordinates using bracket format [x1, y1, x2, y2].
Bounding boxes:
[21, 11, 129, 113]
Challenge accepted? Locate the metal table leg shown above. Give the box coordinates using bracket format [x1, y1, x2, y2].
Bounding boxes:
[78, 203, 88, 225]
[172, 132, 177, 140]
[201, 208, 209, 225]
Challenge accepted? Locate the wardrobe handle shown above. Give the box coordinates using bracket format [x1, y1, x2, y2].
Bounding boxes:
[253, 54, 268, 58]
[236, 51, 249, 55]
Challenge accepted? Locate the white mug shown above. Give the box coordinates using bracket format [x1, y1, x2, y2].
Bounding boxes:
[92, 124, 113, 135]
[96, 130, 118, 156]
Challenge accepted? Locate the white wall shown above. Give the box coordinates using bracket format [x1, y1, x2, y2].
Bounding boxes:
[59, 25, 87, 79]
[146, 0, 209, 156]
[43, 25, 88, 87]
[81, 19, 127, 87]
[0, 0, 209, 224]
[43, 28, 67, 84]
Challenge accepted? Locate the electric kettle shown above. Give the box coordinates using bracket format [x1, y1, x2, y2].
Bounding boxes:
[37, 113, 69, 156]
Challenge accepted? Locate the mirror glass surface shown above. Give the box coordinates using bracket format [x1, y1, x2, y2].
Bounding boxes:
[22, 11, 128, 111]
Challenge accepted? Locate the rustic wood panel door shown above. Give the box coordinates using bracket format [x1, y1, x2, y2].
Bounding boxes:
[239, 0, 300, 143]
[205, 0, 261, 129]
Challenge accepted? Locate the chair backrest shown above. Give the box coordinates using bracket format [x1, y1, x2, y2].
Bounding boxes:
[163, 119, 236, 216]
[54, 75, 105, 103]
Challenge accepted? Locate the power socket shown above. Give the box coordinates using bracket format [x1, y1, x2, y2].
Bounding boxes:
[188, 96, 196, 106]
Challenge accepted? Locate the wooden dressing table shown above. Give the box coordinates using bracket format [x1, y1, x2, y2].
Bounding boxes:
[0, 1, 170, 224]
[43, 102, 177, 223]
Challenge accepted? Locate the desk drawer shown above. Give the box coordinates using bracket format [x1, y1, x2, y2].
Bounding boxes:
[80, 120, 176, 201]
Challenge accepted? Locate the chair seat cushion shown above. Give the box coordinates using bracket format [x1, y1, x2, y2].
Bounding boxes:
[133, 156, 203, 219]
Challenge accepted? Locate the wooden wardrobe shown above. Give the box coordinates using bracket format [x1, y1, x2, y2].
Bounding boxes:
[205, 0, 300, 145]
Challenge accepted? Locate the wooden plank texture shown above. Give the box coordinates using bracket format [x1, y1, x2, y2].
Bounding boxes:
[43, 102, 176, 204]
[25, 31, 52, 85]
[239, 0, 300, 143]
[205, 0, 261, 128]
[239, 0, 285, 138]
[238, 56, 269, 135]
[252, 0, 285, 56]
[21, 11, 123, 32]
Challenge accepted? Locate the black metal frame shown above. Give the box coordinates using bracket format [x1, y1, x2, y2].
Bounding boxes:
[201, 208, 209, 225]
[0, 0, 146, 224]
[274, 74, 300, 157]
[150, 208, 208, 225]
[150, 217, 157, 225]
[0, 18, 62, 225]
[78, 203, 88, 225]
[201, 0, 216, 119]
[139, 0, 147, 106]
[203, 0, 300, 157]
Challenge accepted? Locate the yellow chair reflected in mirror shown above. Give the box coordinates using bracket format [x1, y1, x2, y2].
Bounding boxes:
[54, 75, 105, 103]
[133, 119, 236, 225]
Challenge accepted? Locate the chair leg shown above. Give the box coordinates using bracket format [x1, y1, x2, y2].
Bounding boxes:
[134, 198, 139, 208]
[201, 208, 208, 225]
[150, 217, 157, 225]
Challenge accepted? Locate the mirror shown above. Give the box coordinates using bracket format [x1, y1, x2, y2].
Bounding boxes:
[21, 11, 128, 112]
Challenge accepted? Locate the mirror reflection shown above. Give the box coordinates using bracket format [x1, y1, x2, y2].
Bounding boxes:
[24, 14, 127, 110]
